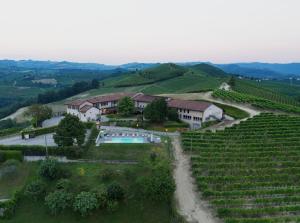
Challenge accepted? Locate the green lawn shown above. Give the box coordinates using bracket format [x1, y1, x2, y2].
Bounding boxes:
[212, 102, 250, 119]
[1, 140, 176, 223]
[0, 162, 33, 199]
[84, 144, 154, 161]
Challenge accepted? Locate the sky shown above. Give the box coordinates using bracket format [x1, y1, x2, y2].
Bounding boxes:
[0, 0, 299, 64]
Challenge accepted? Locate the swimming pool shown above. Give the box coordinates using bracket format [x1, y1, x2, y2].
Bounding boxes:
[105, 137, 147, 144]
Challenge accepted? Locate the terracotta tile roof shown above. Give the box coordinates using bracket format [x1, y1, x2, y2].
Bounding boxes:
[79, 105, 94, 113]
[168, 99, 212, 112]
[87, 93, 136, 104]
[133, 94, 163, 103]
[65, 99, 86, 106]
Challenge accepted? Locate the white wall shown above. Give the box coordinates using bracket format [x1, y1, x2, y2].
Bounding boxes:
[203, 104, 223, 122]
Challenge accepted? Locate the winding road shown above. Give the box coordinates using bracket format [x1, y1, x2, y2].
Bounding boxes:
[169, 91, 261, 223]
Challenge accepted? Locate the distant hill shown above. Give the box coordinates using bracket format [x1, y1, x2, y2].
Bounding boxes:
[216, 63, 300, 78]
[99, 63, 228, 95]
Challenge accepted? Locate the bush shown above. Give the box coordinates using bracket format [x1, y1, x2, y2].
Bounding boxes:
[56, 179, 72, 191]
[0, 145, 84, 159]
[21, 126, 57, 139]
[106, 200, 119, 212]
[100, 168, 114, 181]
[0, 190, 23, 219]
[137, 168, 175, 202]
[73, 192, 99, 216]
[38, 159, 62, 180]
[24, 180, 46, 200]
[106, 182, 125, 201]
[92, 185, 108, 208]
[45, 190, 73, 215]
[0, 150, 23, 163]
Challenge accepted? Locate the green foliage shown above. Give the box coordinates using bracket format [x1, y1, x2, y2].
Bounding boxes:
[24, 104, 52, 127]
[144, 98, 168, 123]
[137, 167, 175, 202]
[106, 182, 125, 201]
[24, 180, 46, 200]
[182, 113, 300, 221]
[73, 191, 99, 216]
[213, 89, 300, 114]
[167, 108, 179, 121]
[54, 114, 86, 146]
[212, 102, 249, 119]
[45, 190, 73, 215]
[106, 200, 119, 212]
[21, 125, 57, 139]
[100, 168, 115, 181]
[117, 96, 135, 116]
[56, 179, 72, 191]
[0, 190, 22, 219]
[38, 159, 62, 180]
[0, 150, 23, 163]
[92, 185, 108, 208]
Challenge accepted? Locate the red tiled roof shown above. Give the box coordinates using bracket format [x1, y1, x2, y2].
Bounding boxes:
[65, 99, 86, 106]
[87, 93, 136, 104]
[133, 94, 163, 103]
[168, 99, 212, 112]
[79, 105, 94, 113]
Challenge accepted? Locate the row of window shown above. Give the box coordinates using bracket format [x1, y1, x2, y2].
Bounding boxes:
[178, 108, 190, 113]
[179, 114, 201, 122]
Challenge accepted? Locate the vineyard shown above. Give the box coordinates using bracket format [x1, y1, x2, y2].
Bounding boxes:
[212, 89, 300, 114]
[233, 79, 300, 107]
[182, 113, 300, 223]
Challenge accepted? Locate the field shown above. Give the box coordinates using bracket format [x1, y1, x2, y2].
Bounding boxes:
[1, 142, 178, 223]
[233, 79, 300, 106]
[213, 89, 300, 114]
[182, 113, 300, 222]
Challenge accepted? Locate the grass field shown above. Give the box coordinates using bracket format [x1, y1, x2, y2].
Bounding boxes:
[182, 113, 300, 222]
[1, 141, 177, 223]
[84, 144, 154, 161]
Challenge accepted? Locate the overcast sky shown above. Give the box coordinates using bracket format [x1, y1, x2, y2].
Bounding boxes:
[0, 0, 299, 64]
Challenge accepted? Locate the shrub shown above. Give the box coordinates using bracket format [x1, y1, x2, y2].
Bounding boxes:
[38, 159, 62, 180]
[0, 159, 21, 180]
[24, 180, 46, 200]
[137, 168, 175, 202]
[45, 190, 73, 215]
[100, 168, 114, 181]
[73, 192, 99, 216]
[106, 182, 125, 201]
[56, 179, 72, 191]
[0, 150, 23, 163]
[106, 200, 119, 212]
[92, 185, 108, 208]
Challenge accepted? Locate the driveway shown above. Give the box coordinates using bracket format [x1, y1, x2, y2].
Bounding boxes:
[0, 133, 56, 146]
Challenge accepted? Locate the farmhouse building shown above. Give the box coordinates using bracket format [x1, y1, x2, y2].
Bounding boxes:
[65, 93, 223, 129]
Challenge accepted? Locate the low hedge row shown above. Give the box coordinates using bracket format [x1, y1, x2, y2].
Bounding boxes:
[0, 190, 23, 219]
[21, 126, 57, 138]
[0, 150, 23, 163]
[0, 145, 84, 159]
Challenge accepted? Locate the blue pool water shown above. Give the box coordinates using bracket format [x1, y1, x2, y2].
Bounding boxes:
[107, 137, 146, 144]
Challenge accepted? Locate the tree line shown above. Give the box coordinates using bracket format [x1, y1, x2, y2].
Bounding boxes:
[0, 79, 100, 119]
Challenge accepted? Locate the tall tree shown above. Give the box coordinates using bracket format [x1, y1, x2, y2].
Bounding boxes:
[144, 98, 168, 123]
[117, 97, 135, 117]
[53, 114, 85, 146]
[24, 104, 52, 127]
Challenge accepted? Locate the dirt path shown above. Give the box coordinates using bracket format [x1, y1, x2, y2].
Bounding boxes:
[172, 136, 220, 223]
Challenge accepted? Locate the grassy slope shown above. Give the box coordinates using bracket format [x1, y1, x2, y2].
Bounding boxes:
[2, 143, 174, 223]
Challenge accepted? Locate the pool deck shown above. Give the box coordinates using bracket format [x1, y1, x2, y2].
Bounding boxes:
[96, 126, 165, 146]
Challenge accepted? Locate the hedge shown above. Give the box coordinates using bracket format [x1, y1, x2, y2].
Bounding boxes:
[0, 150, 23, 163]
[0, 145, 84, 159]
[21, 126, 57, 139]
[0, 190, 23, 219]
